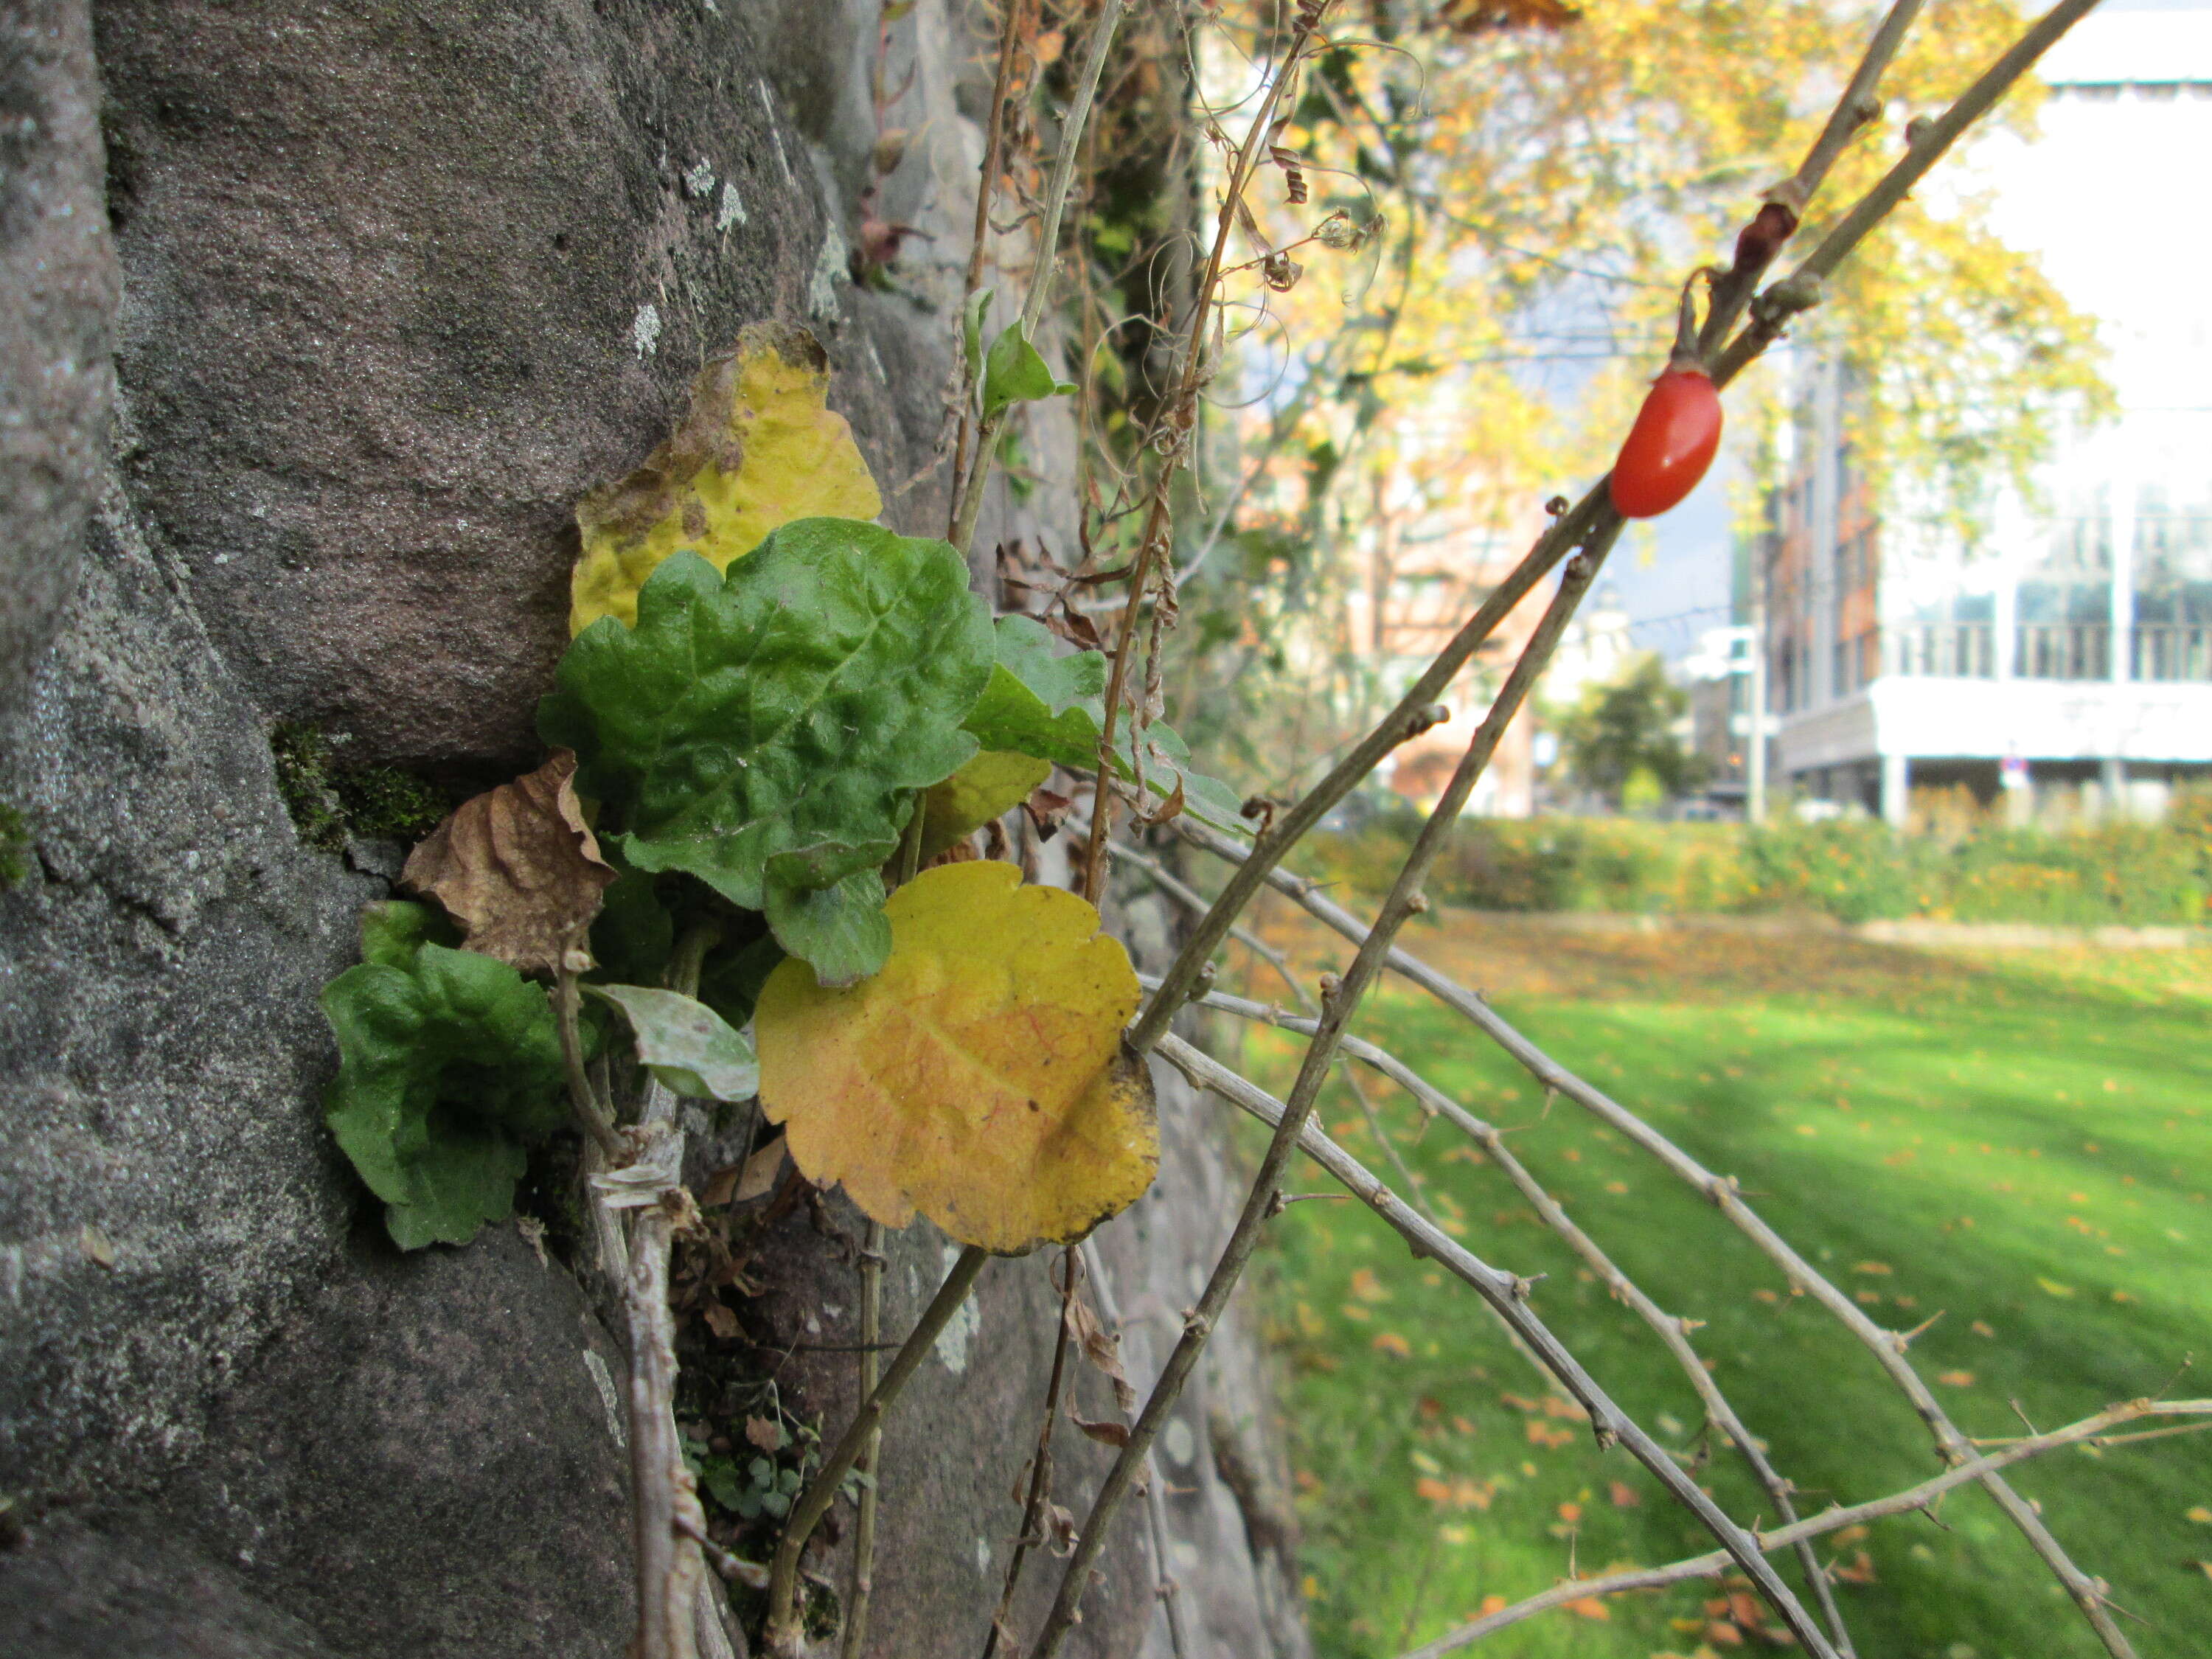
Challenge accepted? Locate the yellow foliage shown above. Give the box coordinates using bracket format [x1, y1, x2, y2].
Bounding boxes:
[568, 321, 882, 633]
[753, 860, 1157, 1253]
[919, 750, 1051, 858]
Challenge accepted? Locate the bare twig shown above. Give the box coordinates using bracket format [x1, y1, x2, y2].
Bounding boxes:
[841, 1220, 887, 1659]
[1698, 0, 1925, 355]
[1172, 818, 2146, 1659]
[1168, 978, 1854, 1654]
[1713, 0, 2107, 383]
[766, 1245, 992, 1657]
[1154, 1033, 1843, 1659]
[1394, 1397, 2212, 1658]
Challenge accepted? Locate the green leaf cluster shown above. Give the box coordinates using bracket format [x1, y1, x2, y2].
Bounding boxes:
[540, 522, 995, 983]
[320, 902, 566, 1249]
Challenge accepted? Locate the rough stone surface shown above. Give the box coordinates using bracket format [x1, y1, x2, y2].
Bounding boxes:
[0, 4, 1305, 1655]
[0, 0, 117, 710]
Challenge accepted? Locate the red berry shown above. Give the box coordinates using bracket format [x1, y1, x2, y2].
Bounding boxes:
[1609, 366, 1722, 518]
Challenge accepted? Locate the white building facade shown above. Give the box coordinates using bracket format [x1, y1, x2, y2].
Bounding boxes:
[1764, 10, 2212, 822]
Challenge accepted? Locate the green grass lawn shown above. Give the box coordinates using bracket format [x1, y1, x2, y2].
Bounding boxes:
[1233, 914, 2212, 1659]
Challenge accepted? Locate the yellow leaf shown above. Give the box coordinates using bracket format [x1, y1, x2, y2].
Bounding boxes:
[754, 860, 1155, 1253]
[1349, 1267, 1391, 1303]
[919, 750, 1051, 858]
[1565, 1596, 1610, 1621]
[1371, 1331, 1411, 1357]
[568, 321, 883, 633]
[2185, 1506, 2212, 1525]
[2037, 1277, 2077, 1298]
[1935, 1370, 1975, 1387]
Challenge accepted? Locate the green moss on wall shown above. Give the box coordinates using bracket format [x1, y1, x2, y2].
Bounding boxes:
[271, 723, 450, 852]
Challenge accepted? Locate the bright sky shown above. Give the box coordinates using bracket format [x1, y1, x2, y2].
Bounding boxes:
[1615, 0, 2212, 662]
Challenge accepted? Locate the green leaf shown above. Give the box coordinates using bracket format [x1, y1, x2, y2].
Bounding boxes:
[764, 868, 892, 989]
[961, 615, 1108, 770]
[698, 932, 787, 1031]
[321, 917, 566, 1250]
[981, 323, 1076, 423]
[539, 524, 995, 975]
[588, 852, 674, 987]
[588, 984, 760, 1101]
[358, 900, 459, 970]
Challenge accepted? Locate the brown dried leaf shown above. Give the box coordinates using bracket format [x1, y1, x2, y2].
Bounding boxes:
[745, 1415, 783, 1452]
[1069, 1411, 1130, 1449]
[1066, 1287, 1138, 1414]
[399, 750, 615, 977]
[702, 1301, 740, 1340]
[733, 1136, 790, 1205]
[1046, 1502, 1079, 1557]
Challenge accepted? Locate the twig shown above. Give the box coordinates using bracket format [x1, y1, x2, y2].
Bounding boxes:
[1712, 0, 2108, 384]
[554, 967, 625, 1158]
[840, 1220, 887, 1659]
[949, 0, 1130, 557]
[765, 1245, 992, 1657]
[1154, 1032, 1843, 1659]
[981, 1250, 1079, 1659]
[1172, 816, 2146, 1659]
[1169, 978, 1854, 1655]
[1034, 537, 1857, 1659]
[1697, 0, 1925, 355]
[1394, 1397, 2212, 1659]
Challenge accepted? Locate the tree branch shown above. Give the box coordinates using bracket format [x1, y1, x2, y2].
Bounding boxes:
[1171, 818, 2148, 1659]
[1153, 1032, 1844, 1659]
[1394, 1397, 2212, 1658]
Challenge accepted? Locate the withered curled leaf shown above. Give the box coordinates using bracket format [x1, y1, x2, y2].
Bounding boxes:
[400, 750, 615, 978]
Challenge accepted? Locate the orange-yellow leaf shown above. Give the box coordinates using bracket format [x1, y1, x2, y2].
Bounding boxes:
[1565, 1596, 1611, 1621]
[568, 321, 883, 633]
[1371, 1331, 1412, 1357]
[1935, 1370, 1975, 1387]
[399, 748, 613, 976]
[753, 860, 1156, 1253]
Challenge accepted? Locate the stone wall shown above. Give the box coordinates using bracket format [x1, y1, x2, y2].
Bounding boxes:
[0, 5, 1304, 1655]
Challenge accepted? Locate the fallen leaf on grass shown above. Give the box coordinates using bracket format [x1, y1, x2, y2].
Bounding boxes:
[1609, 1480, 1641, 1508]
[1372, 1332, 1412, 1357]
[2186, 1506, 2212, 1525]
[754, 860, 1156, 1253]
[400, 749, 615, 977]
[1935, 1369, 1975, 1387]
[1565, 1597, 1610, 1621]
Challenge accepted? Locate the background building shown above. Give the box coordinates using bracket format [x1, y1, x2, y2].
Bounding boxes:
[1750, 10, 2212, 822]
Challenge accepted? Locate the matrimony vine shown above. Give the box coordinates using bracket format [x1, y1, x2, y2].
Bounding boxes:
[310, 4, 2201, 1658]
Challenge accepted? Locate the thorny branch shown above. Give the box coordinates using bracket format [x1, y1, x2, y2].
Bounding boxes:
[1153, 1032, 1844, 1655]
[1172, 810, 2149, 1659]
[1152, 977, 1855, 1653]
[1392, 1397, 2212, 1658]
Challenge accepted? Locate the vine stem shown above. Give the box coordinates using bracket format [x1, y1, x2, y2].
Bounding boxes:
[553, 967, 625, 1158]
[839, 1220, 887, 1659]
[765, 1245, 991, 1657]
[1077, 1, 1338, 905]
[947, 0, 1031, 529]
[948, 0, 1130, 557]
